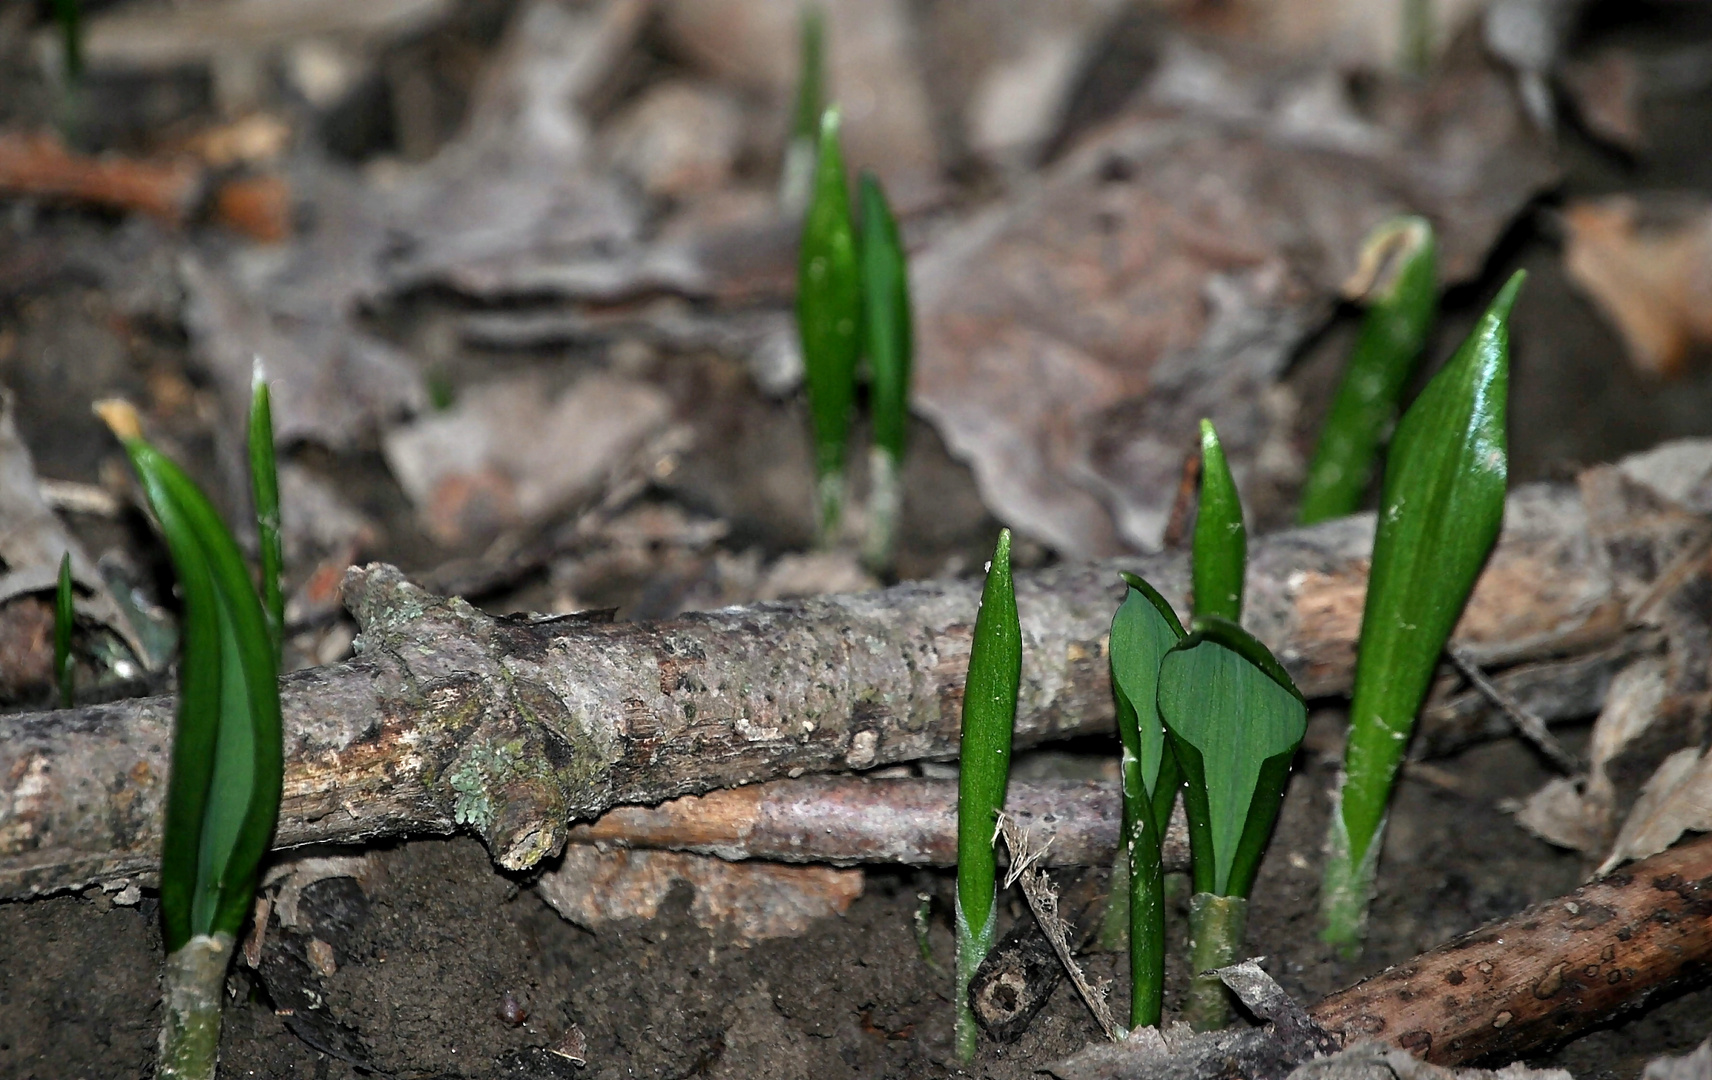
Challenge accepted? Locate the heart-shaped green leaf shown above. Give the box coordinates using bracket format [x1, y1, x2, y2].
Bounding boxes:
[1160, 617, 1305, 898]
[1193, 420, 1245, 624]
[1110, 572, 1185, 834]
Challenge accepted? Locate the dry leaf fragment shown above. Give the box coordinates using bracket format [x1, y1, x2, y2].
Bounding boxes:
[1599, 745, 1712, 875]
[1562, 196, 1712, 378]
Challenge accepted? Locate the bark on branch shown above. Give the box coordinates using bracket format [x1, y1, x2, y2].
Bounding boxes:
[2, 467, 1702, 901]
[1310, 832, 1712, 1065]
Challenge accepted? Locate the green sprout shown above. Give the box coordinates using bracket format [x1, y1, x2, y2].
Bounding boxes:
[249, 365, 284, 662]
[98, 401, 284, 1080]
[51, 0, 83, 84]
[54, 550, 74, 709]
[1193, 420, 1245, 624]
[1299, 217, 1438, 525]
[857, 171, 912, 573]
[797, 106, 862, 546]
[778, 4, 825, 213]
[1108, 573, 1186, 1029]
[1159, 618, 1306, 1030]
[1319, 271, 1523, 954]
[955, 529, 1021, 1060]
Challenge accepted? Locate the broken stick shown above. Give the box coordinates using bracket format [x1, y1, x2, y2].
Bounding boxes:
[565, 775, 1187, 870]
[1311, 832, 1712, 1064]
[0, 468, 1697, 901]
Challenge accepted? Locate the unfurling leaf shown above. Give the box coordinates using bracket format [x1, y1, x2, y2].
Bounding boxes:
[1192, 420, 1245, 624]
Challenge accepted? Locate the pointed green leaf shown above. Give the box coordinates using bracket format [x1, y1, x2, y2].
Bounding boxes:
[1192, 420, 1245, 624]
[1159, 617, 1305, 897]
[54, 551, 74, 709]
[955, 528, 1021, 1059]
[249, 368, 283, 663]
[104, 406, 282, 950]
[858, 171, 912, 465]
[1300, 216, 1438, 524]
[797, 106, 862, 538]
[790, 5, 825, 145]
[1334, 272, 1520, 885]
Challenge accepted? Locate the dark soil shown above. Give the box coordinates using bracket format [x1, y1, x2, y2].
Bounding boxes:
[7, 725, 1712, 1079]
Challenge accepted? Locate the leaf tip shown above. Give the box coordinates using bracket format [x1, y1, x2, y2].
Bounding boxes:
[93, 398, 142, 442]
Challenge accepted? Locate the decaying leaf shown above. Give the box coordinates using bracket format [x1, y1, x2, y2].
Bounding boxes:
[1515, 657, 1668, 854]
[537, 847, 863, 941]
[1562, 196, 1712, 378]
[0, 391, 156, 678]
[381, 373, 673, 547]
[1599, 746, 1712, 875]
[914, 45, 1555, 556]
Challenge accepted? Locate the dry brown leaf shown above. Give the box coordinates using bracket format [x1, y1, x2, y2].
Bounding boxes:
[915, 50, 1555, 555]
[1600, 746, 1712, 874]
[1516, 658, 1670, 854]
[1563, 196, 1712, 378]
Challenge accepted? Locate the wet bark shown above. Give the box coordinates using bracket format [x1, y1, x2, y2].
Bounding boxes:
[1, 470, 1697, 901]
[1310, 832, 1712, 1065]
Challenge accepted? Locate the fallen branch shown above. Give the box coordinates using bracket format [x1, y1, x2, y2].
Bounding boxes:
[565, 775, 1187, 870]
[0, 468, 1698, 900]
[1310, 832, 1712, 1064]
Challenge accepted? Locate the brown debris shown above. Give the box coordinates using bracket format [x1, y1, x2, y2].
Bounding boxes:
[1310, 833, 1712, 1065]
[537, 847, 863, 940]
[1562, 196, 1712, 378]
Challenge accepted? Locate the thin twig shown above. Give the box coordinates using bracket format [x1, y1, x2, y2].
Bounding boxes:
[996, 812, 1124, 1041]
[1447, 646, 1582, 774]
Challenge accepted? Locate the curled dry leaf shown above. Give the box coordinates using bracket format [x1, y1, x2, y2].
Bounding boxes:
[1562, 196, 1712, 378]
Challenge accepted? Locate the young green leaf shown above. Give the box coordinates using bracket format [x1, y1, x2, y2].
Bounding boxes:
[796, 106, 862, 544]
[1299, 217, 1438, 525]
[1321, 271, 1522, 952]
[1107, 572, 1185, 1029]
[778, 4, 825, 212]
[52, 0, 83, 83]
[98, 401, 283, 950]
[955, 529, 1022, 1060]
[858, 170, 912, 573]
[54, 551, 74, 709]
[1192, 420, 1245, 624]
[249, 366, 284, 663]
[1158, 617, 1305, 900]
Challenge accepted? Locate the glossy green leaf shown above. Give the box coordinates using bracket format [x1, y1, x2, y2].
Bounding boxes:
[1326, 271, 1520, 943]
[1300, 217, 1438, 525]
[858, 171, 911, 465]
[1192, 420, 1245, 624]
[104, 406, 282, 952]
[955, 528, 1021, 1060]
[796, 107, 862, 540]
[54, 551, 73, 709]
[1110, 573, 1185, 835]
[1108, 572, 1184, 1029]
[249, 368, 283, 663]
[1159, 617, 1305, 898]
